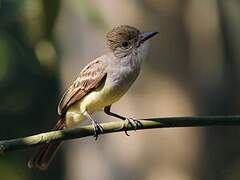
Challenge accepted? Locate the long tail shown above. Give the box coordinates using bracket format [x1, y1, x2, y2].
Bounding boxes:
[28, 118, 65, 170]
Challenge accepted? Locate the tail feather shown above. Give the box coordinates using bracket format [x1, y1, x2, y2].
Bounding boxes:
[28, 118, 65, 170]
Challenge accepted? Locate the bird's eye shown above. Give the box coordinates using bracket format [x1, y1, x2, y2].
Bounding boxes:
[121, 41, 130, 49]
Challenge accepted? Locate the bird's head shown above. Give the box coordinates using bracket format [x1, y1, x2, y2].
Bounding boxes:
[106, 25, 158, 58]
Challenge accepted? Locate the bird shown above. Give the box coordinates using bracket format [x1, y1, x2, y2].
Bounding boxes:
[28, 25, 158, 170]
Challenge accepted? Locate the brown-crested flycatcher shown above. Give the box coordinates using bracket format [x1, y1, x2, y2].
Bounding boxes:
[28, 25, 158, 170]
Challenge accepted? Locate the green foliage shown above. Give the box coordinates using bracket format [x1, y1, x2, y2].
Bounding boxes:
[0, 0, 63, 179]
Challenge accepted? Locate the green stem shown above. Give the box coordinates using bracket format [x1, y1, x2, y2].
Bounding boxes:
[1, 115, 240, 155]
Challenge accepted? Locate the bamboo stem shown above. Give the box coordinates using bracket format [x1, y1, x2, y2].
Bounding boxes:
[1, 115, 240, 155]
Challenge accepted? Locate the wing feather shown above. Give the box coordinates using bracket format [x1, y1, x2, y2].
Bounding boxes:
[58, 58, 107, 115]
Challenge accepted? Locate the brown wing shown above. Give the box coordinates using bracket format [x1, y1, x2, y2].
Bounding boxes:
[58, 58, 107, 115]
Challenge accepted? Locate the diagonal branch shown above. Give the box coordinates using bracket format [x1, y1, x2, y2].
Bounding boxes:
[1, 115, 240, 155]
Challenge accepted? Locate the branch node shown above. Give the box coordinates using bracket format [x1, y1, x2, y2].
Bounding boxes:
[0, 144, 6, 155]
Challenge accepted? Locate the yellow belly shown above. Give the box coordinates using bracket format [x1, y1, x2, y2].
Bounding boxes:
[65, 85, 124, 127]
[82, 85, 124, 112]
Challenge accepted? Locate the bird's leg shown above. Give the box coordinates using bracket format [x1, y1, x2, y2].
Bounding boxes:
[104, 105, 142, 136]
[83, 110, 104, 140]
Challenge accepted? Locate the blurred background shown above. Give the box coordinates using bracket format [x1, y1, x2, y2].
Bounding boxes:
[0, 0, 240, 179]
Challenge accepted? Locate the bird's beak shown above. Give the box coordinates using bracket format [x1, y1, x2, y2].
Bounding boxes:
[140, 31, 158, 43]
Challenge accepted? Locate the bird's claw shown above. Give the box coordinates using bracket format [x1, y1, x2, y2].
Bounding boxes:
[121, 118, 143, 136]
[92, 120, 104, 140]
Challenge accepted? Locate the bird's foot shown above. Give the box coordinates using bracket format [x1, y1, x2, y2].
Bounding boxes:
[121, 118, 143, 136]
[92, 120, 104, 140]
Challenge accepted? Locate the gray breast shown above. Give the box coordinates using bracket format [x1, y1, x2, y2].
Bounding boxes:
[104, 52, 141, 95]
[107, 65, 140, 95]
